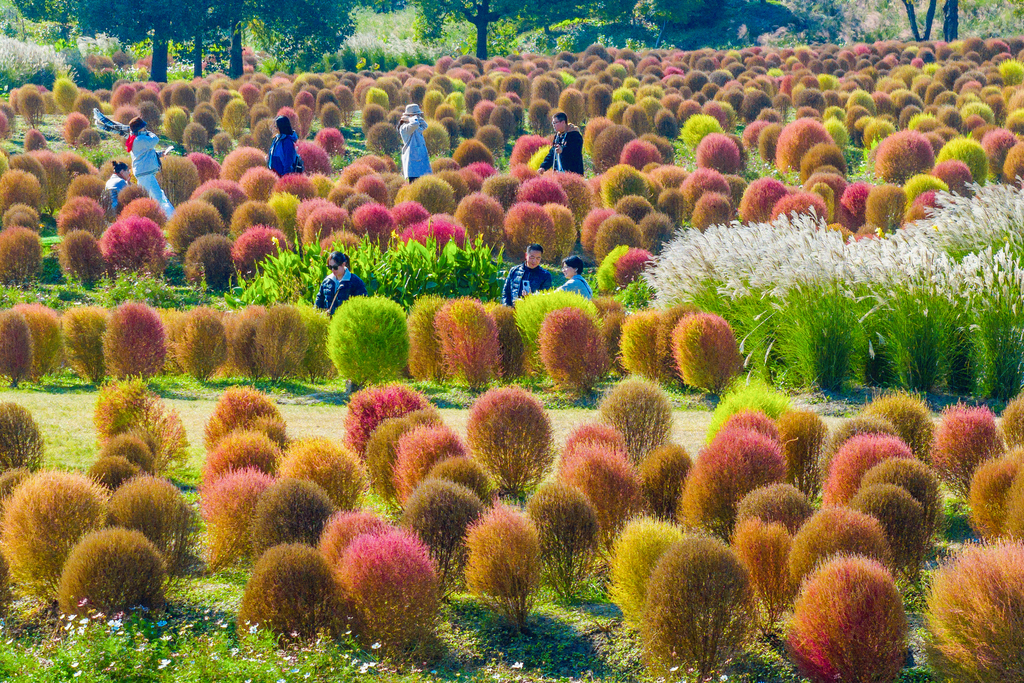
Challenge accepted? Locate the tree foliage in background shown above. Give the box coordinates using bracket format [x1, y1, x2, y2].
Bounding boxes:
[10, 0, 76, 39]
[249, 0, 355, 71]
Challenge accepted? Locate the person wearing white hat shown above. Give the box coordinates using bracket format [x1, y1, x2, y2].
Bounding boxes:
[399, 103, 431, 182]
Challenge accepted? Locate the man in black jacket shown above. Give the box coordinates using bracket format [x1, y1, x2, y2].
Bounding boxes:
[540, 112, 584, 175]
[315, 251, 368, 315]
[502, 244, 552, 306]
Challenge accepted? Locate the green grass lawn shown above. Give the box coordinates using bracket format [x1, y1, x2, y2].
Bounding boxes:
[0, 381, 958, 682]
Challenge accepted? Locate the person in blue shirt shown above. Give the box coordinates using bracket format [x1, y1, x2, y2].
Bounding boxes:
[557, 255, 593, 299]
[315, 251, 368, 315]
[502, 243, 552, 306]
[104, 161, 130, 213]
[268, 115, 300, 176]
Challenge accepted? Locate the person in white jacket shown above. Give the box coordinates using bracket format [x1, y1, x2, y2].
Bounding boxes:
[127, 117, 175, 218]
[399, 104, 431, 182]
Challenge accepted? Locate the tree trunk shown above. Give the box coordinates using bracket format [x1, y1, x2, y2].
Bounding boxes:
[902, 1, 921, 41]
[230, 21, 244, 78]
[152, 36, 169, 83]
[194, 28, 204, 79]
[923, 0, 937, 39]
[474, 17, 489, 60]
[943, 0, 958, 40]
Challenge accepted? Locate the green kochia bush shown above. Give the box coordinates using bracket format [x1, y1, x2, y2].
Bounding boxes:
[328, 296, 408, 386]
[609, 517, 683, 626]
[706, 380, 791, 443]
[514, 290, 598, 366]
[465, 505, 541, 630]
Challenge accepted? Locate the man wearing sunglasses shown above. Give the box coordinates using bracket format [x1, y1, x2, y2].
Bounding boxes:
[315, 251, 367, 315]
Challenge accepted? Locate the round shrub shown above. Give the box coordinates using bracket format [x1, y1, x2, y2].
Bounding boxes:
[850, 482, 928, 581]
[771, 191, 828, 222]
[608, 516, 682, 626]
[394, 176, 456, 216]
[0, 226, 41, 285]
[641, 536, 752, 680]
[467, 387, 552, 496]
[638, 444, 691, 520]
[823, 433, 914, 507]
[925, 542, 1024, 682]
[57, 230, 105, 284]
[732, 518, 793, 633]
[57, 196, 106, 238]
[407, 295, 445, 382]
[185, 233, 234, 290]
[775, 118, 833, 172]
[691, 192, 733, 231]
[98, 432, 155, 473]
[88, 456, 139, 490]
[863, 184, 907, 232]
[57, 528, 165, 617]
[11, 303, 61, 381]
[103, 302, 166, 380]
[874, 129, 935, 184]
[1, 471, 106, 598]
[788, 557, 907, 683]
[402, 478, 484, 596]
[695, 133, 742, 175]
[107, 475, 198, 578]
[165, 200, 226, 255]
[776, 409, 827, 497]
[679, 427, 786, 538]
[788, 507, 891, 586]
[933, 158, 974, 196]
[221, 147, 268, 182]
[598, 377, 673, 463]
[3, 203, 39, 230]
[99, 216, 167, 275]
[526, 481, 599, 602]
[427, 456, 494, 504]
[455, 193, 504, 248]
[233, 226, 287, 280]
[393, 424, 466, 504]
[434, 297, 499, 389]
[61, 306, 106, 383]
[173, 307, 227, 382]
[563, 422, 626, 462]
[328, 297, 409, 387]
[199, 467, 275, 569]
[1004, 394, 1024, 449]
[338, 529, 438, 656]
[203, 431, 282, 483]
[365, 409, 441, 506]
[250, 478, 334, 557]
[502, 201, 556, 257]
[681, 113, 724, 148]
[121, 197, 167, 227]
[931, 405, 1004, 499]
[735, 483, 813, 535]
[600, 163, 649, 209]
[592, 124, 637, 173]
[539, 308, 608, 394]
[205, 386, 284, 450]
[936, 137, 988, 184]
[0, 169, 43, 213]
[671, 312, 740, 393]
[0, 402, 42, 471]
[345, 384, 430, 457]
[0, 310, 33, 387]
[280, 438, 366, 511]
[862, 456, 942, 542]
[318, 510, 388, 567]
[559, 443, 641, 548]
[593, 214, 642, 262]
[465, 505, 541, 630]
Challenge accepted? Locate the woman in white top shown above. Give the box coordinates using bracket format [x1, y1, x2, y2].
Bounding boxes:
[557, 255, 592, 299]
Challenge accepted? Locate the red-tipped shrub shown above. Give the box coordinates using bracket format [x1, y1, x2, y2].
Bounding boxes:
[932, 158, 973, 196]
[510, 135, 549, 166]
[455, 193, 504, 247]
[925, 542, 1024, 682]
[221, 147, 268, 182]
[931, 405, 1004, 499]
[296, 141, 331, 175]
[680, 167, 729, 219]
[732, 519, 794, 633]
[680, 428, 786, 538]
[874, 129, 935, 183]
[0, 169, 42, 213]
[391, 200, 429, 228]
[739, 178, 789, 224]
[351, 203, 395, 247]
[120, 197, 166, 227]
[538, 308, 609, 394]
[99, 216, 167, 275]
[503, 201, 556, 256]
[777, 409, 827, 497]
[840, 181, 871, 229]
[671, 312, 741, 393]
[0, 311, 32, 387]
[345, 384, 430, 456]
[203, 431, 282, 484]
[232, 226, 286, 278]
[200, 467, 275, 569]
[592, 124, 637, 173]
[280, 438, 366, 511]
[393, 424, 467, 504]
[338, 529, 438, 656]
[318, 510, 388, 567]
[788, 557, 907, 683]
[303, 205, 349, 245]
[641, 536, 753, 680]
[788, 507, 892, 586]
[57, 196, 106, 237]
[613, 248, 652, 287]
[771, 191, 828, 222]
[775, 118, 833, 172]
[434, 298, 499, 389]
[563, 422, 626, 461]
[402, 217, 466, 249]
[0, 227, 41, 285]
[205, 386, 284, 450]
[721, 410, 781, 444]
[465, 505, 541, 630]
[695, 133, 743, 175]
[467, 387, 552, 496]
[518, 176, 568, 207]
[315, 128, 346, 157]
[822, 434, 914, 506]
[239, 166, 279, 202]
[274, 173, 317, 201]
[558, 444, 642, 548]
[103, 302, 166, 379]
[620, 139, 662, 170]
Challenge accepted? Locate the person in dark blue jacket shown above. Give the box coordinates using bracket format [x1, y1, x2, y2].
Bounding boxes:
[268, 115, 300, 176]
[315, 251, 368, 315]
[502, 243, 552, 306]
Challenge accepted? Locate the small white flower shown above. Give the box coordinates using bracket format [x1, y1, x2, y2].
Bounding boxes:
[511, 662, 523, 669]
[371, 641, 381, 650]
[158, 659, 171, 670]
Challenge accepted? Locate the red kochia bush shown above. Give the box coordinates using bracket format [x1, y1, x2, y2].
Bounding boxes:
[205, 386, 284, 450]
[99, 216, 167, 275]
[840, 182, 871, 229]
[679, 428, 786, 538]
[318, 510, 389, 567]
[393, 424, 467, 503]
[788, 557, 907, 683]
[351, 203, 395, 247]
[345, 384, 430, 456]
[434, 298, 499, 388]
[874, 129, 935, 184]
[232, 226, 286, 278]
[338, 529, 439, 656]
[467, 387, 553, 496]
[391, 201, 430, 228]
[931, 405, 1004, 499]
[517, 176, 568, 207]
[823, 434, 914, 506]
[0, 310, 32, 387]
[455, 193, 505, 247]
[200, 467, 275, 569]
[402, 217, 466, 249]
[671, 312, 741, 393]
[559, 444, 642, 548]
[614, 248, 652, 287]
[504, 202, 556, 256]
[788, 507, 892, 586]
[932, 159, 974, 197]
[103, 302, 166, 379]
[538, 307, 609, 394]
[202, 431, 282, 483]
[740, 177, 789, 224]
[775, 118, 833, 172]
[680, 167, 730, 219]
[695, 133, 743, 175]
[510, 135, 549, 166]
[57, 196, 106, 237]
[315, 128, 346, 157]
[620, 139, 662, 170]
[563, 423, 626, 461]
[771, 192, 828, 221]
[275, 173, 317, 201]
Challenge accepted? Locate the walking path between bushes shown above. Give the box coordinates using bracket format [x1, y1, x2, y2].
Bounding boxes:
[2, 388, 853, 479]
